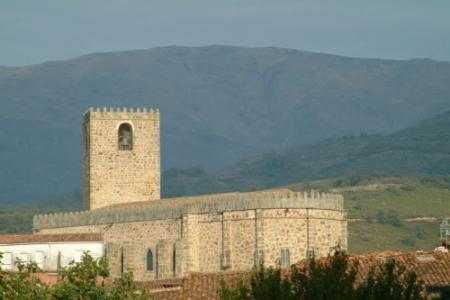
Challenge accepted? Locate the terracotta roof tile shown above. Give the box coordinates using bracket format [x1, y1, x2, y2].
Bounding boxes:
[345, 251, 450, 288]
[0, 233, 102, 244]
[150, 252, 450, 300]
[138, 278, 183, 289]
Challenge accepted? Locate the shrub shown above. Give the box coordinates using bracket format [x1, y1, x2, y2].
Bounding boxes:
[385, 210, 403, 227]
[333, 179, 344, 187]
[353, 202, 362, 211]
[52, 253, 110, 299]
[0, 253, 51, 299]
[413, 224, 427, 240]
[0, 252, 147, 300]
[364, 213, 373, 223]
[376, 210, 402, 227]
[376, 210, 386, 224]
[347, 175, 362, 186]
[400, 185, 416, 192]
[386, 186, 400, 194]
[361, 235, 370, 242]
[401, 234, 417, 247]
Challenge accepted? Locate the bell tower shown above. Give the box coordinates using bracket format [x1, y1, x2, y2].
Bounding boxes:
[83, 107, 160, 210]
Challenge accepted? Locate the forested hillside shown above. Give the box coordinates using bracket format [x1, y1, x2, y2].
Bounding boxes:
[163, 111, 450, 197]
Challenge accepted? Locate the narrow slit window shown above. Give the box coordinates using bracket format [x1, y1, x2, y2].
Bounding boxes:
[118, 123, 133, 150]
[280, 249, 290, 268]
[120, 248, 124, 274]
[172, 247, 176, 276]
[146, 249, 153, 272]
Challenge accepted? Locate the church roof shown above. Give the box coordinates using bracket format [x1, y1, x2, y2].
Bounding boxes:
[0, 233, 102, 245]
[33, 189, 344, 230]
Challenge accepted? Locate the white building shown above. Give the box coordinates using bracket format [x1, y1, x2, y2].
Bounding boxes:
[0, 233, 103, 271]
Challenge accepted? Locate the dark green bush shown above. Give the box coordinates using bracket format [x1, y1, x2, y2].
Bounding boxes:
[400, 185, 416, 192]
[347, 175, 362, 186]
[376, 210, 402, 227]
[401, 234, 417, 247]
[413, 224, 427, 240]
[376, 210, 386, 224]
[385, 210, 403, 227]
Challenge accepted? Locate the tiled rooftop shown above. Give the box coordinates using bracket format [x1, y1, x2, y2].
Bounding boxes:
[0, 233, 103, 244]
[150, 251, 450, 300]
[349, 251, 450, 288]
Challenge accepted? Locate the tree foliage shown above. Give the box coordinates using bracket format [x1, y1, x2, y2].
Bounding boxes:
[0, 252, 148, 300]
[220, 250, 424, 300]
[0, 254, 51, 300]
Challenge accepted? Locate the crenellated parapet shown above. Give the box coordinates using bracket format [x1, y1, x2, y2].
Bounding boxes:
[84, 107, 160, 121]
[33, 189, 344, 231]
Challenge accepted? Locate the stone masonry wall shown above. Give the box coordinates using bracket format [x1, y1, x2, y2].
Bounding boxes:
[84, 108, 160, 210]
[193, 208, 346, 273]
[226, 210, 256, 271]
[261, 209, 347, 267]
[104, 219, 182, 281]
[34, 189, 346, 281]
[197, 214, 222, 272]
[35, 206, 346, 282]
[307, 209, 347, 258]
[36, 219, 182, 281]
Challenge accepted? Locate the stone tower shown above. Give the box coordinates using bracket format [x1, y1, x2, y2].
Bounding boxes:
[83, 108, 160, 210]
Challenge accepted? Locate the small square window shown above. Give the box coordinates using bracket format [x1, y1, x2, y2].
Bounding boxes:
[17, 253, 30, 263]
[1, 252, 13, 270]
[35, 251, 46, 269]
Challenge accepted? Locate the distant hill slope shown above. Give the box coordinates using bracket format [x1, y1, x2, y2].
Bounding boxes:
[1, 45, 450, 203]
[163, 111, 450, 196]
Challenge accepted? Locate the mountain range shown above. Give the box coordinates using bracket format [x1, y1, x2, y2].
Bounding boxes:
[1, 46, 450, 203]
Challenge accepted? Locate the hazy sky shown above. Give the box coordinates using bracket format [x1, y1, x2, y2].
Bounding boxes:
[1, 0, 450, 66]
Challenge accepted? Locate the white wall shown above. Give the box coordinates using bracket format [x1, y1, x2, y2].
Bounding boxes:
[0, 242, 103, 271]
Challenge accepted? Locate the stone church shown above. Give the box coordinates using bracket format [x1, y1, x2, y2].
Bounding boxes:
[32, 108, 347, 281]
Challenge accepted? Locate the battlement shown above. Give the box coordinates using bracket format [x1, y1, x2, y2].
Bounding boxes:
[33, 189, 344, 230]
[84, 107, 160, 120]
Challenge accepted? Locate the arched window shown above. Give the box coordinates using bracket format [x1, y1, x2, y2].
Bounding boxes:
[118, 123, 133, 150]
[146, 249, 154, 272]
